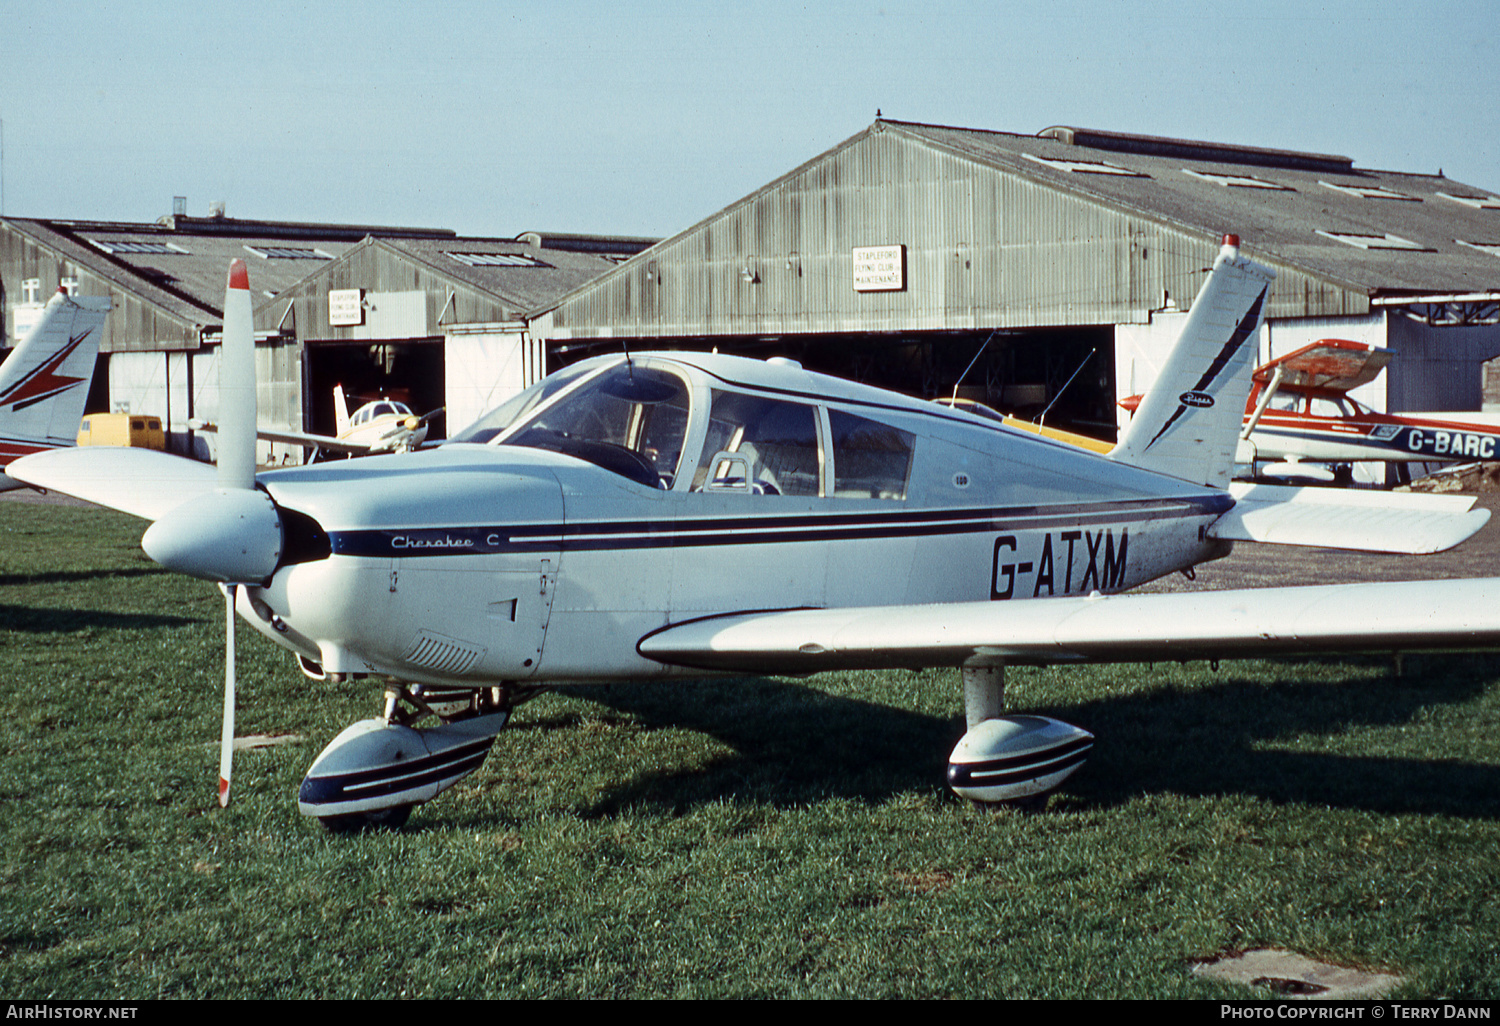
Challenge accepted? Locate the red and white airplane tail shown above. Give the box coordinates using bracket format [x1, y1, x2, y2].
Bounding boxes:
[1110, 235, 1275, 488]
[0, 290, 111, 490]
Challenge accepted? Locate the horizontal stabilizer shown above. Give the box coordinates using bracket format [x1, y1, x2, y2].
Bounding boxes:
[6, 446, 218, 521]
[639, 577, 1500, 675]
[1212, 482, 1489, 554]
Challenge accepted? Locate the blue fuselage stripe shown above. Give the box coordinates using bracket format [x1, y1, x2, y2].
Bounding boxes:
[328, 493, 1233, 559]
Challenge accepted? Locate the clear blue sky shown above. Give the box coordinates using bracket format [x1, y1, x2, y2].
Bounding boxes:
[3, 0, 1495, 240]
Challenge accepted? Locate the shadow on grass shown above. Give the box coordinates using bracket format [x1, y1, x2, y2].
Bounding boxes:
[550, 655, 1500, 821]
[561, 677, 959, 816]
[0, 602, 198, 633]
[0, 567, 165, 587]
[1066, 655, 1500, 819]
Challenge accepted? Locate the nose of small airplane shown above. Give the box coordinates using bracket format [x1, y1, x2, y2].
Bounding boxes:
[141, 487, 283, 583]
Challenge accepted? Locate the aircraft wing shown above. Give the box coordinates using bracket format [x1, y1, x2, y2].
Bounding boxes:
[192, 420, 375, 455]
[638, 578, 1500, 675]
[1253, 339, 1392, 391]
[6, 446, 218, 520]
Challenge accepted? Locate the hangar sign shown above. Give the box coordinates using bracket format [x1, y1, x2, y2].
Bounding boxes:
[329, 288, 364, 327]
[852, 245, 905, 292]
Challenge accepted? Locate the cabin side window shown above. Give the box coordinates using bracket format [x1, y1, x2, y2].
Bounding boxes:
[1309, 396, 1353, 418]
[829, 410, 914, 500]
[692, 390, 821, 496]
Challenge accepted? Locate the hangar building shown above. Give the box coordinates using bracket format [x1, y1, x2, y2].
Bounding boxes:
[533, 120, 1500, 449]
[0, 209, 648, 460]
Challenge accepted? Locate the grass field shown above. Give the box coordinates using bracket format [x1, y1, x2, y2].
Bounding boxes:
[3, 500, 1500, 999]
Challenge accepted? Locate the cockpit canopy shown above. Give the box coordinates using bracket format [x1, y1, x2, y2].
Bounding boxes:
[450, 357, 915, 499]
[351, 401, 412, 426]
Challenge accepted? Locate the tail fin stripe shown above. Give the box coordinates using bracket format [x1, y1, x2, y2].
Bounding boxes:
[1143, 288, 1266, 452]
[0, 330, 95, 409]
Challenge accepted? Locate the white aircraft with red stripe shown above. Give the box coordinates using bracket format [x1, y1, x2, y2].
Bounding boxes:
[1240, 339, 1500, 475]
[0, 290, 110, 491]
[1126, 338, 1500, 482]
[11, 238, 1500, 830]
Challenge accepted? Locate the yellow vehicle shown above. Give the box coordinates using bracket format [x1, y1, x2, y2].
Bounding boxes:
[76, 412, 166, 450]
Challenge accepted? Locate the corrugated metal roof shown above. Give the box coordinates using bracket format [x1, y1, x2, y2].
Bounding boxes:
[375, 237, 634, 314]
[3, 216, 456, 326]
[887, 120, 1500, 297]
[250, 235, 640, 340]
[3, 217, 646, 350]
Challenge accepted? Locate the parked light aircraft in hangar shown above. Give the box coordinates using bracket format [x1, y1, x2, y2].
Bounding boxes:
[1123, 339, 1500, 483]
[194, 383, 440, 460]
[11, 238, 1500, 830]
[0, 290, 110, 491]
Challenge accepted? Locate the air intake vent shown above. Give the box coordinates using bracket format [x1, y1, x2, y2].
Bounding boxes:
[403, 631, 486, 675]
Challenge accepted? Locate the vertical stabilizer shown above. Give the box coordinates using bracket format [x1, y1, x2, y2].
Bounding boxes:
[334, 384, 351, 437]
[1110, 236, 1275, 488]
[0, 290, 111, 462]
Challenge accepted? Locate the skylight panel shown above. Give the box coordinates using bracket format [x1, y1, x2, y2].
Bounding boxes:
[1457, 240, 1500, 258]
[1319, 181, 1419, 201]
[1182, 168, 1291, 190]
[447, 251, 550, 267]
[1021, 153, 1148, 177]
[1440, 193, 1500, 210]
[243, 245, 332, 260]
[90, 239, 190, 255]
[1316, 230, 1429, 251]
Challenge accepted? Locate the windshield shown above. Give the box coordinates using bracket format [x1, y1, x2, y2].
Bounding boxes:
[449, 361, 603, 444]
[501, 362, 691, 488]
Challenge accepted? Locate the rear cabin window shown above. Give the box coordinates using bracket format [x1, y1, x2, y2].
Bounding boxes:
[693, 391, 821, 496]
[829, 410, 914, 500]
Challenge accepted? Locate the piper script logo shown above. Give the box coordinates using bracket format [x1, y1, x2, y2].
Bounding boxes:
[1177, 391, 1214, 408]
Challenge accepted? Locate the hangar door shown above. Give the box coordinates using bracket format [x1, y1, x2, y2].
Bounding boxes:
[301, 337, 446, 440]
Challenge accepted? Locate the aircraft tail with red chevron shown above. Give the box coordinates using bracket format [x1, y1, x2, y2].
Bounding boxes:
[0, 290, 111, 491]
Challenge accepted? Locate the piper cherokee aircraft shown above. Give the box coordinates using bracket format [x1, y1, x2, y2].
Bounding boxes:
[11, 238, 1500, 830]
[0, 289, 110, 492]
[194, 383, 440, 460]
[1123, 339, 1500, 484]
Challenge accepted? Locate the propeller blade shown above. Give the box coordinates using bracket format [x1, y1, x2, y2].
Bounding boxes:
[218, 583, 237, 807]
[219, 259, 257, 491]
[139, 260, 283, 584]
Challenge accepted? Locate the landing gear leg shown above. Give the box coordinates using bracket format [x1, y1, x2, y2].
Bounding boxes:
[962, 664, 1005, 729]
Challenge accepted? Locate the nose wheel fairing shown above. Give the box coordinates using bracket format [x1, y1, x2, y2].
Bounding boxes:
[297, 682, 527, 827]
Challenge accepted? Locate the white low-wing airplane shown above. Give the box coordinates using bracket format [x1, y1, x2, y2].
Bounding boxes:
[194, 383, 440, 459]
[0, 290, 111, 491]
[11, 239, 1500, 830]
